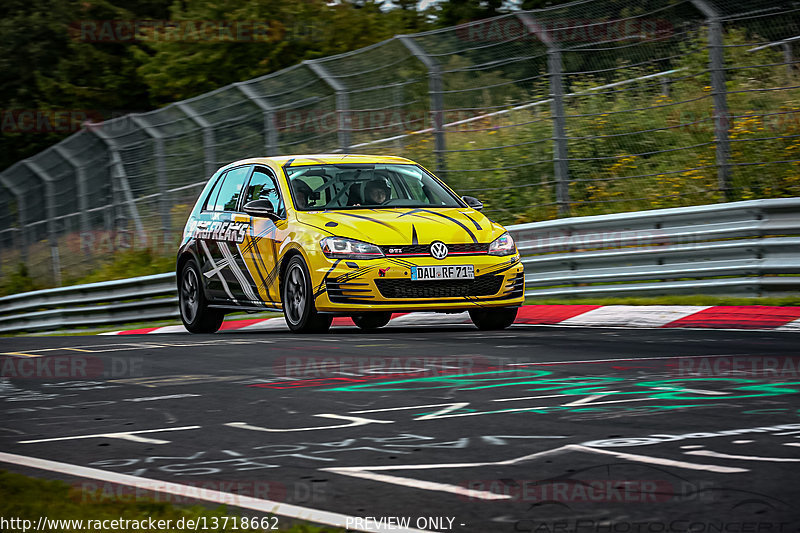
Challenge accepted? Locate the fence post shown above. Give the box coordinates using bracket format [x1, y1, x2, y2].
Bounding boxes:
[129, 116, 172, 248]
[304, 60, 351, 152]
[53, 146, 90, 236]
[87, 125, 147, 245]
[783, 42, 794, 79]
[691, 0, 731, 201]
[235, 82, 280, 156]
[23, 160, 62, 286]
[0, 172, 29, 265]
[517, 13, 570, 216]
[176, 102, 217, 179]
[398, 35, 447, 178]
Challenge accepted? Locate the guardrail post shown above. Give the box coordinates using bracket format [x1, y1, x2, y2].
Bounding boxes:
[23, 160, 62, 286]
[518, 13, 570, 216]
[86, 124, 147, 246]
[176, 102, 217, 179]
[691, 0, 731, 201]
[398, 35, 447, 178]
[0, 173, 29, 265]
[235, 81, 280, 156]
[129, 116, 172, 248]
[305, 60, 351, 153]
[53, 146, 91, 236]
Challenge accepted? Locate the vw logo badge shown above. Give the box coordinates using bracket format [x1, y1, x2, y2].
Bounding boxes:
[430, 241, 448, 260]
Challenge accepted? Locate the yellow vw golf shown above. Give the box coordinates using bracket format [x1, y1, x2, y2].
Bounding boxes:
[177, 154, 524, 333]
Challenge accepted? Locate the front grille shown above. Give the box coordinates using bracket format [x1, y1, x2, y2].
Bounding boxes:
[375, 276, 503, 299]
[380, 243, 489, 256]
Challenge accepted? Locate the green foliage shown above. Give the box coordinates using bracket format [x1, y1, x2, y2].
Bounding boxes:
[0, 470, 338, 532]
[0, 263, 41, 297]
[399, 28, 800, 225]
[65, 248, 176, 286]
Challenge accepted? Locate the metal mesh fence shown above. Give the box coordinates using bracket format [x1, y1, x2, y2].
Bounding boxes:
[1, 0, 798, 288]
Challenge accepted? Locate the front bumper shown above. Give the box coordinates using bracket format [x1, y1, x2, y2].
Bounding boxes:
[311, 253, 525, 312]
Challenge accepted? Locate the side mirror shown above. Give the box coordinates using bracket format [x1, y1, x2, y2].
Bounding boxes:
[243, 199, 279, 220]
[461, 195, 483, 211]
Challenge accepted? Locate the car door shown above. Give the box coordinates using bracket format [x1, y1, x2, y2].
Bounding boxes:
[196, 165, 255, 304]
[238, 166, 288, 308]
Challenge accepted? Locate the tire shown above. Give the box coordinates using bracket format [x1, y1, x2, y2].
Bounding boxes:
[179, 258, 224, 333]
[352, 312, 392, 331]
[282, 255, 332, 333]
[469, 307, 518, 331]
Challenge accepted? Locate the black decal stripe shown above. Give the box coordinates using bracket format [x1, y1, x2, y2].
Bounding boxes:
[411, 225, 418, 245]
[387, 258, 417, 269]
[314, 259, 343, 298]
[299, 221, 336, 236]
[398, 210, 450, 225]
[335, 212, 407, 239]
[419, 209, 478, 243]
[464, 212, 482, 231]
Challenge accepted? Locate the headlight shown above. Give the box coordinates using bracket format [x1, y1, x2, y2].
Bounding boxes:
[488, 232, 516, 256]
[320, 237, 385, 260]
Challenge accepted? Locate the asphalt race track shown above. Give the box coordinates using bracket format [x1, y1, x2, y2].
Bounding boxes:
[2, 325, 800, 532]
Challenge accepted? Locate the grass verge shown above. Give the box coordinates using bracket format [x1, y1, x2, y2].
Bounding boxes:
[0, 470, 339, 532]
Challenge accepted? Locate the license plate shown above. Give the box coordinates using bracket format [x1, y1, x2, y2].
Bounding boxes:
[411, 265, 474, 281]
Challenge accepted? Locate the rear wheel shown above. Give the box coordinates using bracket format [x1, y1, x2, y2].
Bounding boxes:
[469, 307, 518, 331]
[179, 259, 224, 333]
[352, 312, 392, 331]
[283, 255, 332, 333]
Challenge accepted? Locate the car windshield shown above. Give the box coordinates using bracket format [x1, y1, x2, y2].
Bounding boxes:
[285, 163, 464, 211]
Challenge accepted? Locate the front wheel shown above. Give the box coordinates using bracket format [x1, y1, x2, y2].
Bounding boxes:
[179, 259, 224, 333]
[282, 256, 332, 333]
[469, 307, 518, 331]
[352, 312, 392, 331]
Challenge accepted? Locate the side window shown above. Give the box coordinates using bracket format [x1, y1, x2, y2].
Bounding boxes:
[203, 171, 227, 211]
[214, 166, 252, 212]
[245, 168, 285, 218]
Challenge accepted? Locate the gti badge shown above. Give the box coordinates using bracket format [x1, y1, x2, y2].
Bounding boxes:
[430, 241, 448, 260]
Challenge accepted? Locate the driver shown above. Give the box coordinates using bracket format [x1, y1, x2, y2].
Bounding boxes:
[364, 178, 390, 205]
[292, 180, 313, 210]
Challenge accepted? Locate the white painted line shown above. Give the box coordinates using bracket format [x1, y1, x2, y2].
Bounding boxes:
[148, 325, 188, 334]
[504, 353, 761, 367]
[239, 318, 287, 331]
[19, 426, 201, 445]
[388, 312, 470, 326]
[559, 306, 709, 328]
[0, 452, 433, 533]
[572, 445, 748, 473]
[685, 450, 800, 462]
[97, 331, 123, 336]
[776, 318, 800, 331]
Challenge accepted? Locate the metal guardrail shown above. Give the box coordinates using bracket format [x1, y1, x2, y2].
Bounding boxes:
[1, 198, 798, 333]
[0, 273, 177, 333]
[509, 197, 800, 298]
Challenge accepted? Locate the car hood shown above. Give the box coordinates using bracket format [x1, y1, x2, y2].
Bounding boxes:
[296, 207, 503, 245]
